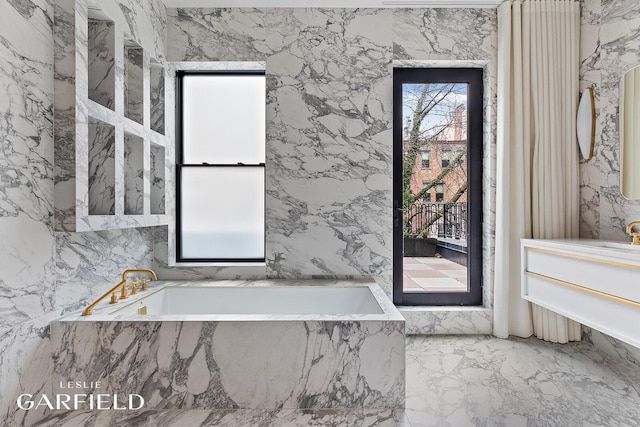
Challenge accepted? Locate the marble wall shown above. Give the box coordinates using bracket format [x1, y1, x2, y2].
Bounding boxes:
[579, 0, 640, 364]
[0, 0, 164, 424]
[579, 0, 640, 240]
[163, 8, 497, 321]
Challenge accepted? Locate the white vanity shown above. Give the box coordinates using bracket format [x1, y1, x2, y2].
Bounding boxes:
[521, 239, 640, 347]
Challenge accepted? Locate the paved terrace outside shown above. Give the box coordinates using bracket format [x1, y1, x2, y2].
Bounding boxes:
[403, 256, 467, 292]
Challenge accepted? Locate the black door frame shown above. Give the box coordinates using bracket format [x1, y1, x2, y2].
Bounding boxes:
[393, 67, 483, 306]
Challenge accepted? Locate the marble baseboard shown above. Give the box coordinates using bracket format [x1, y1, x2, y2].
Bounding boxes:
[400, 306, 493, 335]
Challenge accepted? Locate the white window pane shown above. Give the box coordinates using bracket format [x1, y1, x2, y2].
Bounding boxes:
[183, 74, 265, 164]
[181, 167, 264, 259]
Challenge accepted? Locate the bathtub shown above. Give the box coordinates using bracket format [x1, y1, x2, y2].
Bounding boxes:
[51, 279, 405, 410]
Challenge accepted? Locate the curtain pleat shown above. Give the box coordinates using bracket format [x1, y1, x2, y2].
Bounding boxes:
[495, 0, 581, 343]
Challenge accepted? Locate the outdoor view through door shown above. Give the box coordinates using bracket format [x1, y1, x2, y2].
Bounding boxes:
[393, 68, 483, 305]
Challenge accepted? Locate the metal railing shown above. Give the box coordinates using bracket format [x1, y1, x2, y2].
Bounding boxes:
[404, 202, 467, 240]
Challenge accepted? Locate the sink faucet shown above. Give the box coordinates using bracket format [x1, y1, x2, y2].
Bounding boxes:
[627, 221, 640, 245]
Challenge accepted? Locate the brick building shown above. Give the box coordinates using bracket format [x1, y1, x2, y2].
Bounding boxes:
[404, 104, 468, 204]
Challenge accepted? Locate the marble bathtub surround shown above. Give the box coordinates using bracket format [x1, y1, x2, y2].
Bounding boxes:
[51, 279, 405, 410]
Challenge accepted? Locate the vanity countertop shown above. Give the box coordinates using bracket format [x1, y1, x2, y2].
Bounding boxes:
[521, 238, 640, 265]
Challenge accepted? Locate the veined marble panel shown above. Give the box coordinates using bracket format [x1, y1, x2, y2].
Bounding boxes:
[150, 143, 165, 214]
[124, 45, 144, 124]
[264, 9, 394, 296]
[579, 0, 640, 241]
[87, 20, 116, 110]
[400, 307, 492, 335]
[579, 0, 602, 239]
[55, 228, 155, 315]
[51, 280, 405, 410]
[88, 120, 116, 215]
[0, 316, 56, 426]
[124, 133, 144, 214]
[0, 0, 56, 329]
[167, 8, 270, 61]
[149, 63, 165, 135]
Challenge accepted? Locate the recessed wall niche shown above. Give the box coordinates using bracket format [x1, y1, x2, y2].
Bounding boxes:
[88, 119, 115, 215]
[54, 0, 169, 232]
[150, 144, 165, 215]
[150, 61, 165, 135]
[124, 133, 144, 215]
[87, 8, 115, 110]
[124, 38, 144, 125]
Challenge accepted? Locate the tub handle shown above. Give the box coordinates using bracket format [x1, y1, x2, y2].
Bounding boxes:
[82, 269, 157, 316]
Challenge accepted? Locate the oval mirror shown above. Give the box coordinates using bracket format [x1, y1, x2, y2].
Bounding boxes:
[577, 87, 595, 160]
[620, 65, 640, 199]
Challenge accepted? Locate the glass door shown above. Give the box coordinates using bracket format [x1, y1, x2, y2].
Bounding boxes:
[393, 68, 483, 306]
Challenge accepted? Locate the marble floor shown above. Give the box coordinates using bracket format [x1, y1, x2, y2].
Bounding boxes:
[31, 336, 640, 427]
[403, 257, 467, 292]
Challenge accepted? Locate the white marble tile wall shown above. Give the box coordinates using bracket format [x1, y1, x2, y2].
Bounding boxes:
[168, 8, 270, 61]
[164, 9, 497, 324]
[579, 0, 640, 361]
[0, 0, 164, 424]
[579, 0, 640, 240]
[263, 8, 394, 294]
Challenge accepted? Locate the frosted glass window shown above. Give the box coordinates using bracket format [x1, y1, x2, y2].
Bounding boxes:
[182, 74, 265, 164]
[180, 168, 264, 260]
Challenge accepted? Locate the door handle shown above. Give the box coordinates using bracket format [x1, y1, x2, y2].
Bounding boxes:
[394, 208, 403, 227]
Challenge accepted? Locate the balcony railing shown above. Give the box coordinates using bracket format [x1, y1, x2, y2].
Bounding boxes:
[404, 202, 467, 241]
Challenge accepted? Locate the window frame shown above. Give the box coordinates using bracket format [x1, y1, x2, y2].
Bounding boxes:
[421, 150, 430, 169]
[175, 70, 266, 263]
[393, 67, 483, 306]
